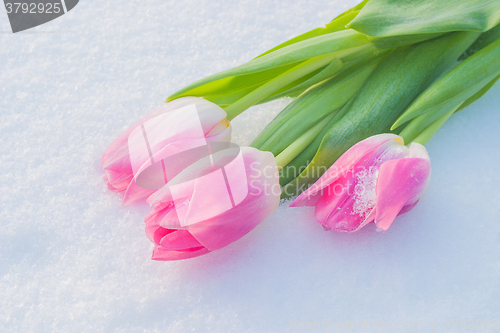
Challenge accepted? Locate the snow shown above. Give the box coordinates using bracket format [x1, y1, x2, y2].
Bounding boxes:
[352, 168, 379, 217]
[1, 0, 499, 332]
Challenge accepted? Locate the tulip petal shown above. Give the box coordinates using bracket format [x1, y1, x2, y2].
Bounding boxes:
[151, 226, 175, 245]
[375, 146, 431, 232]
[290, 134, 401, 207]
[158, 230, 204, 251]
[104, 170, 133, 192]
[314, 138, 407, 232]
[187, 148, 280, 251]
[122, 181, 156, 206]
[151, 246, 211, 261]
[398, 200, 419, 216]
[132, 138, 209, 190]
[144, 147, 280, 260]
[145, 208, 173, 243]
[103, 97, 230, 202]
[184, 150, 248, 226]
[144, 202, 183, 233]
[315, 169, 379, 232]
[102, 103, 174, 173]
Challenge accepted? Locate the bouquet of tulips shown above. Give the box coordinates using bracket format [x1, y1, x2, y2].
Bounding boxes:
[102, 0, 500, 260]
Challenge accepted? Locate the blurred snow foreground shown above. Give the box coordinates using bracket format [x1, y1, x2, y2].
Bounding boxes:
[0, 0, 499, 332]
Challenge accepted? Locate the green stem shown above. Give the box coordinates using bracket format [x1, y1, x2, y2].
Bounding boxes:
[412, 103, 462, 145]
[224, 53, 340, 121]
[275, 113, 335, 168]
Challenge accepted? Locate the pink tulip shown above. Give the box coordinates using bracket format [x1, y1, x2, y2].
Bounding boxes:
[102, 97, 232, 205]
[290, 134, 431, 232]
[144, 147, 280, 260]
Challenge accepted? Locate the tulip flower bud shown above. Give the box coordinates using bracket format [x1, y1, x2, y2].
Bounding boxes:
[144, 147, 280, 260]
[290, 134, 431, 233]
[102, 97, 231, 205]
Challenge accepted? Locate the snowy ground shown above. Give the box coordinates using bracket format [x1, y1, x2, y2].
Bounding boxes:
[1, 0, 499, 332]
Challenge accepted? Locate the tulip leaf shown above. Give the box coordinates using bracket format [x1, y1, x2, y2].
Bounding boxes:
[255, 0, 370, 59]
[252, 56, 382, 156]
[400, 72, 500, 144]
[255, 11, 360, 59]
[282, 31, 480, 197]
[457, 74, 500, 111]
[348, 0, 500, 37]
[260, 58, 345, 103]
[203, 81, 267, 107]
[412, 106, 460, 146]
[167, 30, 370, 101]
[460, 23, 500, 60]
[393, 37, 500, 128]
[262, 43, 388, 103]
[333, 0, 370, 20]
[278, 98, 354, 189]
[369, 33, 445, 49]
[167, 62, 300, 101]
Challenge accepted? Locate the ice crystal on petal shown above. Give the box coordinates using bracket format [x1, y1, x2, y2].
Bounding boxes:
[352, 168, 379, 217]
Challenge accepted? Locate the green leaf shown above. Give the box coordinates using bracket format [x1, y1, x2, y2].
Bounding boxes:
[255, 0, 371, 59]
[457, 74, 500, 111]
[332, 0, 370, 20]
[167, 29, 370, 101]
[460, 23, 500, 60]
[274, 113, 336, 168]
[260, 58, 344, 103]
[261, 43, 385, 103]
[203, 81, 266, 107]
[255, 11, 360, 59]
[369, 33, 445, 49]
[167, 62, 299, 101]
[224, 53, 342, 120]
[398, 102, 462, 143]
[251, 56, 382, 155]
[282, 31, 480, 198]
[393, 37, 500, 129]
[400, 73, 500, 144]
[411, 104, 461, 146]
[348, 0, 500, 37]
[278, 97, 355, 189]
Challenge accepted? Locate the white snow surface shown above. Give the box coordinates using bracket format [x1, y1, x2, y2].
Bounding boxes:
[1, 0, 499, 332]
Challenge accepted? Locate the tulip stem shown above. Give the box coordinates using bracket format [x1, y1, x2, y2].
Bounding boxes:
[275, 113, 336, 169]
[411, 103, 462, 146]
[224, 53, 342, 121]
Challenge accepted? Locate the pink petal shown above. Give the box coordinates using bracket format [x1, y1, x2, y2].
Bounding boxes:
[398, 200, 420, 215]
[312, 136, 409, 232]
[374, 150, 431, 232]
[158, 230, 204, 251]
[183, 149, 248, 226]
[127, 97, 227, 178]
[151, 246, 211, 261]
[151, 227, 175, 245]
[104, 170, 133, 192]
[144, 202, 182, 235]
[132, 138, 209, 190]
[290, 134, 402, 207]
[144, 147, 280, 258]
[102, 103, 172, 173]
[314, 171, 357, 230]
[407, 141, 431, 160]
[122, 180, 156, 206]
[187, 148, 280, 251]
[103, 97, 230, 202]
